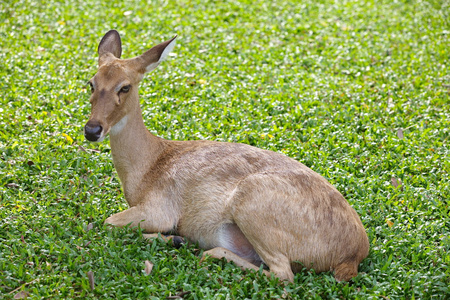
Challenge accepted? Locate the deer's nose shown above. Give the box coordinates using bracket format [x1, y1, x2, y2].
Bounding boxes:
[84, 121, 103, 142]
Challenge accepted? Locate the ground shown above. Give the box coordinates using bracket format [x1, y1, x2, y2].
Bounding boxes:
[0, 0, 449, 298]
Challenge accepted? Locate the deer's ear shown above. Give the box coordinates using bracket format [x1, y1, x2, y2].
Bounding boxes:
[98, 30, 122, 65]
[133, 36, 177, 74]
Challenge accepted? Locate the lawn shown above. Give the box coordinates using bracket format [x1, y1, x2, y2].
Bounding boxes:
[0, 0, 449, 298]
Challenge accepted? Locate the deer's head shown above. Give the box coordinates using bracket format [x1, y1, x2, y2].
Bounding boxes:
[84, 30, 176, 142]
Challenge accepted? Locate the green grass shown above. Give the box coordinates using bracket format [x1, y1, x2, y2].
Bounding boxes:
[1, 0, 449, 298]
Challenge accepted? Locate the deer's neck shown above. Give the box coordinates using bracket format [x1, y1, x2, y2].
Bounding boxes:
[109, 108, 166, 206]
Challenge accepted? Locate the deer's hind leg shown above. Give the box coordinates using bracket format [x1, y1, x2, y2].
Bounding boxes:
[334, 261, 359, 282]
[201, 247, 270, 276]
[200, 220, 293, 281]
[202, 173, 296, 282]
[228, 173, 300, 282]
[200, 223, 270, 276]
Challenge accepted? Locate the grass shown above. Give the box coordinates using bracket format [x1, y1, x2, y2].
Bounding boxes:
[0, 0, 449, 298]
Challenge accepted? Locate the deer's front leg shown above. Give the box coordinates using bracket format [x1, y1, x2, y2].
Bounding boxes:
[105, 206, 143, 228]
[104, 205, 176, 233]
[142, 233, 186, 248]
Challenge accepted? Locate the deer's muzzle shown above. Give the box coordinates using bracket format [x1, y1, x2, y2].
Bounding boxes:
[84, 120, 104, 142]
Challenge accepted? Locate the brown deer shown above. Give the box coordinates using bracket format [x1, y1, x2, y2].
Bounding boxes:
[84, 30, 369, 283]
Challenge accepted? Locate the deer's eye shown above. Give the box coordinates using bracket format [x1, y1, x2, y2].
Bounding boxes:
[119, 85, 131, 94]
[88, 82, 94, 93]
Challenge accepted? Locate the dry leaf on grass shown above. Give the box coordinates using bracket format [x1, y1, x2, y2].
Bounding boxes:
[144, 260, 154, 275]
[391, 177, 401, 188]
[14, 291, 30, 299]
[87, 271, 95, 291]
[86, 223, 94, 232]
[386, 219, 394, 227]
[166, 291, 192, 299]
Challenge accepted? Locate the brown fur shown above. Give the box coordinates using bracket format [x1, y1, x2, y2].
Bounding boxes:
[84, 30, 369, 282]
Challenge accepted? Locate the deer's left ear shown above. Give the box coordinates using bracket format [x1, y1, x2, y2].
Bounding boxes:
[98, 30, 122, 66]
[132, 35, 177, 74]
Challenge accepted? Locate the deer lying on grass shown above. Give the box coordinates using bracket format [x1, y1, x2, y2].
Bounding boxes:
[84, 30, 369, 283]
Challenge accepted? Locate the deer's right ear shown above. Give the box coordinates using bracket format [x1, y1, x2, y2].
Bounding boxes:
[98, 30, 122, 65]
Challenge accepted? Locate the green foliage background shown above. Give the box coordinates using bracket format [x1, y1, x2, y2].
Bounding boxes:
[0, 0, 449, 298]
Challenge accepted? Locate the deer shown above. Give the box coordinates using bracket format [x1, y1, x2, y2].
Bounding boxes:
[83, 30, 369, 283]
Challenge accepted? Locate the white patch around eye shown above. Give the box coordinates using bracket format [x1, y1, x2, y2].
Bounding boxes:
[115, 81, 130, 93]
[110, 115, 128, 135]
